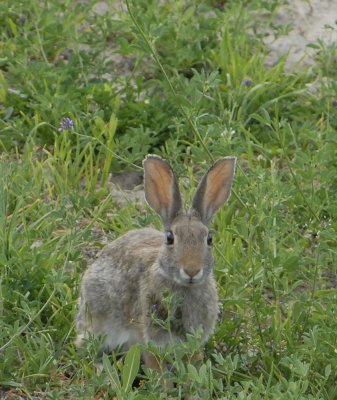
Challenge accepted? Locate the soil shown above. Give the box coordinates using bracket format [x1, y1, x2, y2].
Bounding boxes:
[264, 0, 337, 69]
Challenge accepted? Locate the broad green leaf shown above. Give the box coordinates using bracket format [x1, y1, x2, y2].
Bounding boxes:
[122, 344, 141, 393]
[325, 364, 331, 378]
[102, 353, 121, 390]
[187, 363, 202, 384]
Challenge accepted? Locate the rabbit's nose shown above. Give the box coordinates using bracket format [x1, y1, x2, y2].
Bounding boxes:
[181, 268, 203, 280]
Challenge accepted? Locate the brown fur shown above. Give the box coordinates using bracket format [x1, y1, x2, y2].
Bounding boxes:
[76, 155, 236, 373]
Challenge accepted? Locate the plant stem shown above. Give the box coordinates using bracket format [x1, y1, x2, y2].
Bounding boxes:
[125, 0, 213, 162]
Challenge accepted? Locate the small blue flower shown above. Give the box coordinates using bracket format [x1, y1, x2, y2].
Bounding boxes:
[242, 79, 253, 87]
[58, 117, 74, 132]
[332, 100, 337, 110]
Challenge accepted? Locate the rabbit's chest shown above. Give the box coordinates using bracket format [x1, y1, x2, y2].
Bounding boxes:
[147, 288, 216, 338]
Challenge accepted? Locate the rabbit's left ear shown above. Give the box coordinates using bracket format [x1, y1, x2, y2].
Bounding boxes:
[190, 157, 236, 226]
[143, 155, 183, 228]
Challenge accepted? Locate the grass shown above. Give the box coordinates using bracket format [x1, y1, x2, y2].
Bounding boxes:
[1, 0, 337, 398]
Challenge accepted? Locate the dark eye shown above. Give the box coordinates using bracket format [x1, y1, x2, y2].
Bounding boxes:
[166, 230, 174, 245]
[207, 232, 213, 246]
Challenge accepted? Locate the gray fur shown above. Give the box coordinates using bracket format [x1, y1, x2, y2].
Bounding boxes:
[76, 155, 236, 355]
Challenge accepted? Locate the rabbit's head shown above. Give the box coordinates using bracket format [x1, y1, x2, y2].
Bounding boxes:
[143, 156, 236, 287]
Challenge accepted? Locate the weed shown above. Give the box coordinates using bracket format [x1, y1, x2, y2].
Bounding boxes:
[1, 0, 337, 398]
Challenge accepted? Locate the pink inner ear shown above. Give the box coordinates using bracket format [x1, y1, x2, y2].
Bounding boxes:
[202, 159, 235, 215]
[145, 159, 173, 213]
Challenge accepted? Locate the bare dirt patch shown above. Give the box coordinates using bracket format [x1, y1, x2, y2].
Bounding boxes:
[264, 0, 337, 69]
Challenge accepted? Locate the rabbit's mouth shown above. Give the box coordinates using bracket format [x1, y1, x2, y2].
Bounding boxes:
[157, 261, 205, 286]
[176, 268, 204, 286]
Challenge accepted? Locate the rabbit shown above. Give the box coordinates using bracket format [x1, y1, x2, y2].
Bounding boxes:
[75, 155, 236, 370]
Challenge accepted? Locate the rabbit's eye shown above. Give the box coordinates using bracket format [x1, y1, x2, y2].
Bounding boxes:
[166, 230, 174, 245]
[207, 232, 213, 246]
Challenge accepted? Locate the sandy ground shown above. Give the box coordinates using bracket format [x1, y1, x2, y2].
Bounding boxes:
[264, 0, 337, 69]
[91, 0, 337, 72]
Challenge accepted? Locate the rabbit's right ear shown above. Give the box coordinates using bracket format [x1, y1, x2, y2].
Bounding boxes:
[190, 157, 236, 226]
[143, 155, 183, 228]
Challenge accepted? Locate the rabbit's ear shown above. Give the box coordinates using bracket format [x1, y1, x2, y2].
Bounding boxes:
[190, 157, 236, 226]
[143, 155, 183, 227]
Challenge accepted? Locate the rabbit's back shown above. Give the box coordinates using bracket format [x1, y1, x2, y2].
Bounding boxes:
[82, 227, 163, 308]
[76, 228, 163, 349]
[99, 227, 163, 268]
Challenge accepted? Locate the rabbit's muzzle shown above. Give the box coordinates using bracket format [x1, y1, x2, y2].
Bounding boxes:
[179, 267, 204, 285]
[175, 251, 207, 285]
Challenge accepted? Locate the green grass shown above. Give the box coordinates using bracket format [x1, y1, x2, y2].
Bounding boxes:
[1, 0, 337, 398]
